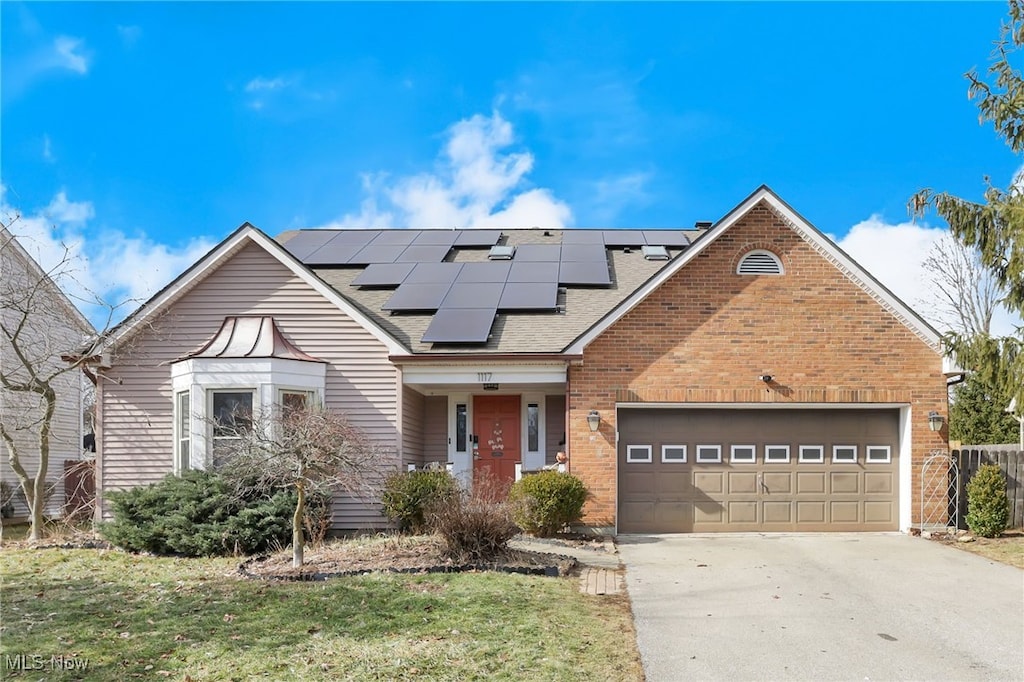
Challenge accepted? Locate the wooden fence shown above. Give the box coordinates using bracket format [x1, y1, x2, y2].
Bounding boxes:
[63, 459, 95, 520]
[953, 447, 1024, 530]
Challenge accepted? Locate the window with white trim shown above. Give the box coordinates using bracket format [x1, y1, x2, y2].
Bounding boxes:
[730, 445, 756, 463]
[832, 445, 857, 463]
[737, 250, 784, 275]
[527, 403, 540, 453]
[175, 391, 191, 473]
[455, 403, 468, 453]
[695, 445, 722, 463]
[627, 445, 653, 463]
[211, 390, 254, 467]
[865, 446, 891, 463]
[662, 445, 687, 462]
[279, 389, 314, 413]
[765, 445, 790, 463]
[799, 445, 824, 463]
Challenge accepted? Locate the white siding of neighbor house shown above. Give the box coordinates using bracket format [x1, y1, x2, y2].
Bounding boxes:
[1, 234, 87, 519]
[98, 241, 399, 529]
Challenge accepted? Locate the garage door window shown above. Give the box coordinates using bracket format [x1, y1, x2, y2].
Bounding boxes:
[866, 446, 891, 463]
[696, 445, 722, 463]
[765, 445, 790, 463]
[627, 445, 652, 463]
[833, 445, 857, 463]
[730, 445, 756, 463]
[662, 445, 687, 463]
[799, 445, 824, 463]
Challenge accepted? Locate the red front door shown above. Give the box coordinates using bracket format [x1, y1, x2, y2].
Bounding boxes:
[473, 395, 521, 494]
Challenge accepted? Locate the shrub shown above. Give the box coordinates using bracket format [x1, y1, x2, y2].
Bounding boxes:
[380, 469, 459, 533]
[100, 470, 300, 556]
[508, 470, 589, 537]
[426, 474, 519, 563]
[965, 464, 1010, 538]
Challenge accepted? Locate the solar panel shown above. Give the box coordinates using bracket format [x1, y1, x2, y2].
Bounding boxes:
[405, 262, 463, 283]
[303, 242, 367, 265]
[602, 230, 646, 247]
[561, 230, 605, 245]
[371, 230, 420, 246]
[558, 261, 611, 286]
[498, 282, 558, 310]
[421, 307, 496, 343]
[559, 243, 608, 262]
[382, 281, 453, 311]
[643, 230, 690, 248]
[508, 262, 559, 283]
[346, 243, 408, 265]
[328, 230, 382, 245]
[281, 231, 339, 260]
[350, 262, 416, 287]
[456, 262, 512, 283]
[440, 282, 504, 309]
[514, 244, 561, 262]
[412, 231, 458, 246]
[454, 230, 502, 247]
[396, 244, 452, 263]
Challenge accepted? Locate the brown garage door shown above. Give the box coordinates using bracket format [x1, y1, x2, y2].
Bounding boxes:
[618, 408, 900, 533]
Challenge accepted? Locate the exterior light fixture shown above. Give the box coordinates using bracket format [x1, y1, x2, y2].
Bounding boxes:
[759, 375, 773, 383]
[587, 409, 601, 432]
[928, 411, 944, 432]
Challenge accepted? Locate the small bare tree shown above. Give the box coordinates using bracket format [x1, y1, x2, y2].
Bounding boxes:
[218, 403, 378, 567]
[917, 232, 1005, 337]
[0, 222, 106, 542]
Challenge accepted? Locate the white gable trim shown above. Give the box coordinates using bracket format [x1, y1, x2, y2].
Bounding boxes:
[100, 225, 406, 355]
[565, 186, 941, 355]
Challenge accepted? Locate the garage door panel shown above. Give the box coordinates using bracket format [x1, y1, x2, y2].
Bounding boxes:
[618, 408, 899, 533]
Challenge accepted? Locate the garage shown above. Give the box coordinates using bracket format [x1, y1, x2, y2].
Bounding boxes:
[617, 407, 901, 533]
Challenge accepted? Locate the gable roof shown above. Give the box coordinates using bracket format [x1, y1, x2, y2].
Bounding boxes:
[99, 224, 406, 355]
[564, 185, 942, 354]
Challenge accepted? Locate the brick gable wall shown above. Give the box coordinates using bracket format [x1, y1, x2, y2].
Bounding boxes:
[568, 201, 947, 528]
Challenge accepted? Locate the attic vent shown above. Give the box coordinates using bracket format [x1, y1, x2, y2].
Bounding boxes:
[737, 250, 784, 275]
[642, 245, 669, 261]
[488, 245, 516, 260]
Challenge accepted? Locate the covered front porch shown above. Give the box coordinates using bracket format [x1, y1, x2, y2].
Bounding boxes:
[395, 359, 570, 488]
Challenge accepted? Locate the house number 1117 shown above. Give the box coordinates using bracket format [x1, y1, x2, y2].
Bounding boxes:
[477, 372, 492, 382]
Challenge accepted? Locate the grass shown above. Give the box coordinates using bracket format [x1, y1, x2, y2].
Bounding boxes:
[947, 527, 1024, 568]
[0, 547, 642, 681]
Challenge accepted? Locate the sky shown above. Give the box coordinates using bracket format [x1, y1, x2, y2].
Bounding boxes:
[2, 1, 1021, 336]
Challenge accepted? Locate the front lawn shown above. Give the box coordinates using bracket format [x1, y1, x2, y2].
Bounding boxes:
[0, 547, 642, 681]
[945, 528, 1024, 568]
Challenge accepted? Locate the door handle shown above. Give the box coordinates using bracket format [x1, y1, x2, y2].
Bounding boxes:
[756, 472, 767, 493]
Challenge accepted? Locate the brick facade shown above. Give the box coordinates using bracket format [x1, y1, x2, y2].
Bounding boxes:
[567, 200, 947, 529]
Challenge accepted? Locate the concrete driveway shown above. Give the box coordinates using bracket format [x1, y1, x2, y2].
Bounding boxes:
[618, 534, 1023, 681]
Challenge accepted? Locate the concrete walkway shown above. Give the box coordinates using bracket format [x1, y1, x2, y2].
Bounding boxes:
[510, 535, 624, 595]
[618, 533, 1024, 681]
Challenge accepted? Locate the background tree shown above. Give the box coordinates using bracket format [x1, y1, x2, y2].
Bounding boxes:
[1, 222, 101, 541]
[219, 403, 377, 567]
[911, 0, 1024, 411]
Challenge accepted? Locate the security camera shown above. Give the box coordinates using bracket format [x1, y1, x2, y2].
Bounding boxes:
[759, 375, 773, 383]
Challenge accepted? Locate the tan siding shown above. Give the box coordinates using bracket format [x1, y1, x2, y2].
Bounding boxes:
[424, 396, 448, 465]
[402, 388, 425, 468]
[545, 395, 566, 466]
[99, 241, 398, 529]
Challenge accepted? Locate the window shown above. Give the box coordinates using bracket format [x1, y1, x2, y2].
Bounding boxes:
[737, 250, 784, 275]
[695, 445, 722, 463]
[765, 445, 791, 463]
[799, 445, 824, 463]
[627, 445, 652, 463]
[455, 403, 468, 452]
[832, 445, 857, 463]
[211, 391, 253, 466]
[176, 391, 191, 473]
[280, 389, 313, 412]
[527, 403, 540, 452]
[866, 446, 891, 463]
[662, 445, 687, 462]
[730, 445, 756, 463]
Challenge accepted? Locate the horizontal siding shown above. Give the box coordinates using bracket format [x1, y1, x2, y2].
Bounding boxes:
[99, 241, 399, 528]
[424, 396, 448, 465]
[546, 395, 566, 465]
[402, 388, 425, 468]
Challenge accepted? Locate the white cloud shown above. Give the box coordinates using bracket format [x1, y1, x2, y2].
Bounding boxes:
[1, 187, 216, 327]
[245, 76, 289, 93]
[837, 215, 1022, 338]
[53, 36, 87, 74]
[316, 111, 572, 229]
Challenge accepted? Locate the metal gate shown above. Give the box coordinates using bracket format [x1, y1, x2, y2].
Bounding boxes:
[919, 450, 959, 534]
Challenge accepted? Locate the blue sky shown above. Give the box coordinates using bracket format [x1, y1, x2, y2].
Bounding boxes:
[2, 1, 1021, 334]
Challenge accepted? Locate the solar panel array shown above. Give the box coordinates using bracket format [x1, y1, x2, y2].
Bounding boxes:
[284, 228, 689, 344]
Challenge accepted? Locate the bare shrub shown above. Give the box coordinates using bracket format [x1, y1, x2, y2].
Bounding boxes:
[426, 472, 519, 564]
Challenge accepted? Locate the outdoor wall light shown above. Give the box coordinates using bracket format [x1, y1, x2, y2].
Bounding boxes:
[928, 411, 944, 432]
[587, 409, 601, 432]
[759, 375, 773, 383]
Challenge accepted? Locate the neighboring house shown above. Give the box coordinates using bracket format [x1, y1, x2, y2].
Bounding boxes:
[89, 186, 949, 533]
[1, 226, 93, 520]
